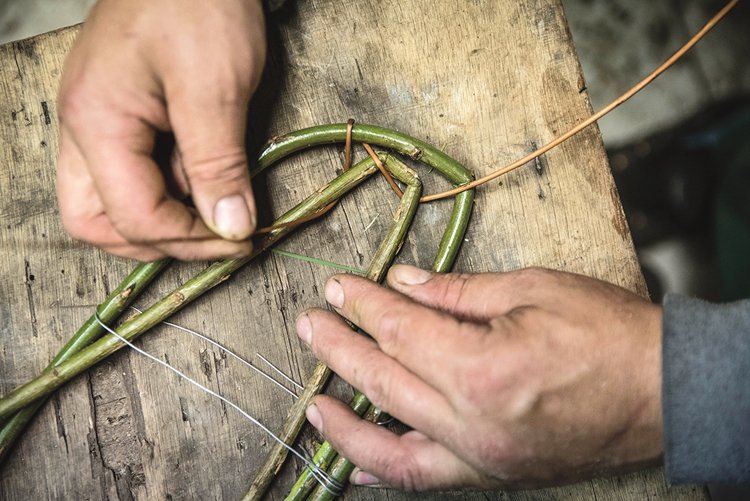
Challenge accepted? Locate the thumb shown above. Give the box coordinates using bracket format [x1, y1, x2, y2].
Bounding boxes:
[169, 92, 256, 241]
[386, 264, 526, 321]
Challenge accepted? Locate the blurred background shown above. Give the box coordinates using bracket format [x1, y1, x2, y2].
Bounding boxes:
[2, 0, 749, 302]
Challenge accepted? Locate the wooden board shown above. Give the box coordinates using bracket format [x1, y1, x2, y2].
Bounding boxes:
[0, 0, 707, 499]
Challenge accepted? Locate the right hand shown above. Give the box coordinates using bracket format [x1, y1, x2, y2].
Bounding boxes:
[298, 266, 663, 489]
[57, 0, 267, 261]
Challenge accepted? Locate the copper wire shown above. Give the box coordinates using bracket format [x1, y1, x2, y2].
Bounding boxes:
[419, 0, 739, 202]
[253, 119, 357, 234]
[362, 143, 404, 199]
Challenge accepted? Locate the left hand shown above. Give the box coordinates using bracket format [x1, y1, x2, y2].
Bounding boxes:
[56, 0, 267, 261]
[295, 265, 663, 490]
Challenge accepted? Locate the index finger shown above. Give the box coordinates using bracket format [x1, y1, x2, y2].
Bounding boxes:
[74, 114, 251, 260]
[324, 274, 492, 391]
[57, 128, 166, 260]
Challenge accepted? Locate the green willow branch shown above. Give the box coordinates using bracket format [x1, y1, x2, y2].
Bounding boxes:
[0, 260, 169, 463]
[1, 122, 470, 419]
[244, 154, 422, 501]
[284, 392, 370, 501]
[256, 123, 474, 273]
[0, 123, 474, 501]
[0, 156, 380, 421]
[307, 405, 384, 501]
[283, 135, 476, 500]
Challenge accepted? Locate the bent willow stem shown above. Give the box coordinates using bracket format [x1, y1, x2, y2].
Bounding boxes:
[0, 154, 380, 420]
[274, 127, 475, 501]
[0, 123, 474, 501]
[255, 123, 474, 273]
[244, 154, 423, 501]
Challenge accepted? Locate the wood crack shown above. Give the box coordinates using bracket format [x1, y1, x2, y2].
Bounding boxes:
[339, 203, 367, 267]
[24, 260, 38, 338]
[52, 395, 70, 454]
[268, 256, 304, 394]
[40, 101, 51, 125]
[213, 364, 229, 421]
[88, 357, 146, 501]
[527, 140, 549, 201]
[11, 44, 23, 83]
[86, 375, 120, 501]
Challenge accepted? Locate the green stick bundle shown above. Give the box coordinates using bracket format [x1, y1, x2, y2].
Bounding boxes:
[0, 123, 475, 501]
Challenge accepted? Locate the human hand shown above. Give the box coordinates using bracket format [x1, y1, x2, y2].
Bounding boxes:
[57, 0, 266, 261]
[296, 265, 663, 490]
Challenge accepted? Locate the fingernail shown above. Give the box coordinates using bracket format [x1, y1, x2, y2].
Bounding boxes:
[214, 195, 254, 239]
[296, 313, 312, 345]
[351, 469, 380, 486]
[325, 278, 344, 308]
[306, 404, 323, 431]
[392, 264, 432, 286]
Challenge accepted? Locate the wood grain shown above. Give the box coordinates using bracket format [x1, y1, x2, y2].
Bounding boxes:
[0, 1, 707, 499]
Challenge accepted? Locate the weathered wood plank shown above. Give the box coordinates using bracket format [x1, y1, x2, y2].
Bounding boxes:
[0, 0, 706, 499]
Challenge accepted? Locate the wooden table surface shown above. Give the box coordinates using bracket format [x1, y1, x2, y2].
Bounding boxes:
[0, 1, 707, 499]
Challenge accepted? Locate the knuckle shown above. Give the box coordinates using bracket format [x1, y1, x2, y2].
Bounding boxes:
[505, 305, 546, 335]
[57, 84, 89, 129]
[451, 329, 496, 402]
[170, 66, 252, 107]
[515, 266, 551, 286]
[454, 328, 531, 411]
[59, 211, 90, 242]
[456, 361, 500, 409]
[108, 207, 159, 242]
[182, 150, 249, 187]
[375, 450, 424, 491]
[473, 435, 518, 472]
[309, 320, 336, 360]
[436, 273, 473, 312]
[360, 362, 395, 412]
[108, 196, 197, 244]
[213, 85, 252, 107]
[108, 215, 140, 241]
[57, 192, 96, 243]
[372, 309, 407, 354]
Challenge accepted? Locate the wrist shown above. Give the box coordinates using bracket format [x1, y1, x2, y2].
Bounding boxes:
[625, 303, 664, 466]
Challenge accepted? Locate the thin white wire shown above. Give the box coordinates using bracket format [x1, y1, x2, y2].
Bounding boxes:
[130, 306, 300, 399]
[255, 352, 304, 392]
[94, 312, 344, 496]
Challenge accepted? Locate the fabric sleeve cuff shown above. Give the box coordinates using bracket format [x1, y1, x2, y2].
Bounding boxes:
[662, 294, 750, 484]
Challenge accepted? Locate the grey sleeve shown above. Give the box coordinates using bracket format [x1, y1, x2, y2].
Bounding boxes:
[662, 295, 750, 485]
